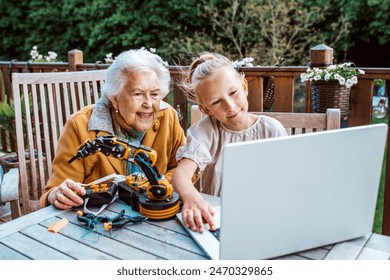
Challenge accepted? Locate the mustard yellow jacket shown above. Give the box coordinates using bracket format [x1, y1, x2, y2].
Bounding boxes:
[40, 102, 186, 207]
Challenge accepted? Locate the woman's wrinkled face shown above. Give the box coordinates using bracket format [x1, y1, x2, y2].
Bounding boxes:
[112, 70, 161, 132]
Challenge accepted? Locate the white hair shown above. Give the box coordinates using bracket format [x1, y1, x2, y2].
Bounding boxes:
[102, 49, 171, 100]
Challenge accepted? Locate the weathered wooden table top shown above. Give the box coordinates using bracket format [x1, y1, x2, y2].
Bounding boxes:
[1, 194, 389, 260]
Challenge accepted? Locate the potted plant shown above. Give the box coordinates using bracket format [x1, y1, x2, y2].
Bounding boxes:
[300, 62, 365, 118]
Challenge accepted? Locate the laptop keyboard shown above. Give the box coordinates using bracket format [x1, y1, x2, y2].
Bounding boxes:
[210, 228, 221, 241]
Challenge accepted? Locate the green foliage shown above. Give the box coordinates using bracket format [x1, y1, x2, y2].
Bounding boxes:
[374, 79, 386, 87]
[0, 0, 389, 66]
[0, 0, 30, 60]
[0, 101, 15, 134]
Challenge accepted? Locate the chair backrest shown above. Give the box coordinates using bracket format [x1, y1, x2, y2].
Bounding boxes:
[12, 70, 107, 215]
[190, 105, 341, 135]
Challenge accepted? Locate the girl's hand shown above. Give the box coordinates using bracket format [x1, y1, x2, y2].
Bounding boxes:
[181, 195, 216, 233]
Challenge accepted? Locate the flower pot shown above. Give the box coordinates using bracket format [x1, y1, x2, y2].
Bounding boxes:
[311, 80, 351, 118]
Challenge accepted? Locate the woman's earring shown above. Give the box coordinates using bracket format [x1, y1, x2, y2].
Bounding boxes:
[115, 108, 119, 113]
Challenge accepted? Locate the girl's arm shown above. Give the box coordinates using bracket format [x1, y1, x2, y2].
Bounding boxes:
[172, 158, 216, 233]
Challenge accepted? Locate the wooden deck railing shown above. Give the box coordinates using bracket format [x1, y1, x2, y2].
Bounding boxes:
[1, 48, 390, 235]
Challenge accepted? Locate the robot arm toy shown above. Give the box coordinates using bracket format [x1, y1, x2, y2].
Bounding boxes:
[68, 135, 180, 220]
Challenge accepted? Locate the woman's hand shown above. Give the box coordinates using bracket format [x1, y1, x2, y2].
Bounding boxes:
[48, 179, 86, 209]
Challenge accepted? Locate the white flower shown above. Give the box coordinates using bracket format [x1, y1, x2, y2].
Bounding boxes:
[29, 45, 60, 62]
[345, 79, 354, 88]
[300, 62, 364, 88]
[324, 73, 331, 81]
[104, 52, 116, 64]
[48, 51, 58, 60]
[313, 75, 321, 81]
[30, 50, 38, 59]
[232, 57, 255, 68]
[300, 73, 308, 82]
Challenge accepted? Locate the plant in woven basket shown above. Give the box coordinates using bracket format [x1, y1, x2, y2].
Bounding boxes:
[301, 63, 365, 118]
[300, 62, 365, 88]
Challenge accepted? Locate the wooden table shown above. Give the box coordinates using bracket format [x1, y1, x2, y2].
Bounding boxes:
[1, 195, 390, 260]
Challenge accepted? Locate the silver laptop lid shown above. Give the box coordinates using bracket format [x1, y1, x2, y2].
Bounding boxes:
[219, 124, 387, 260]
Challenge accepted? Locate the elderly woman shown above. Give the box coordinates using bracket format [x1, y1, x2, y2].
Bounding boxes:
[40, 49, 186, 209]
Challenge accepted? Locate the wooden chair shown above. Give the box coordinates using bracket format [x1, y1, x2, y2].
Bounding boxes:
[12, 70, 107, 216]
[190, 105, 341, 135]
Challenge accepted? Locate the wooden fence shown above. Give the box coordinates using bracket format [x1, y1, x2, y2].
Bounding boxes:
[1, 48, 390, 235]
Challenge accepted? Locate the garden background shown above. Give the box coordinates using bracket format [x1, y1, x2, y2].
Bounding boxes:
[1, 0, 390, 67]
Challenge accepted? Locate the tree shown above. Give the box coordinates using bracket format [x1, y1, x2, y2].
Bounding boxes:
[1, 0, 389, 66]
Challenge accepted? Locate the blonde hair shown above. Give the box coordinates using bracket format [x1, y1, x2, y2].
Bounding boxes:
[183, 52, 242, 104]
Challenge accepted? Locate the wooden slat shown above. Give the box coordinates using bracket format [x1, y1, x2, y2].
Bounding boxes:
[274, 77, 295, 112]
[54, 82, 64, 133]
[76, 81, 85, 109]
[246, 76, 263, 111]
[22, 222, 117, 260]
[349, 79, 374, 126]
[84, 81, 92, 105]
[38, 83, 50, 196]
[31, 84, 42, 200]
[69, 81, 78, 114]
[45, 215, 161, 260]
[91, 79, 100, 103]
[47, 83, 58, 162]
[1, 232, 74, 260]
[171, 74, 188, 131]
[0, 243, 29, 260]
[190, 105, 340, 135]
[62, 82, 71, 120]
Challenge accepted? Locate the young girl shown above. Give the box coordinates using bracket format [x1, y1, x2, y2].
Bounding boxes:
[171, 52, 287, 233]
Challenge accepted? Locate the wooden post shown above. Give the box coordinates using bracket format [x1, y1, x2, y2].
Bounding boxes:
[306, 45, 334, 113]
[68, 49, 83, 71]
[309, 44, 334, 67]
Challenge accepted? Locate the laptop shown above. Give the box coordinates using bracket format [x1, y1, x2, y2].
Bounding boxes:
[177, 123, 388, 260]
